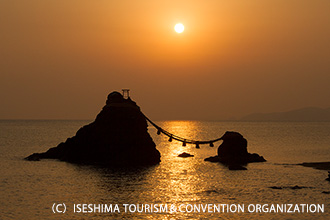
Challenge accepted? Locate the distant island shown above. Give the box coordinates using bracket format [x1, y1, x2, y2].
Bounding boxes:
[240, 107, 330, 122]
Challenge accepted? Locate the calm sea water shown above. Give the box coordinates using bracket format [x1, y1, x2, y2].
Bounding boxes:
[0, 120, 330, 219]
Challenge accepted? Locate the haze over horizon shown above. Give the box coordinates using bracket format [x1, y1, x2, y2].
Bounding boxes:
[1, 0, 330, 120]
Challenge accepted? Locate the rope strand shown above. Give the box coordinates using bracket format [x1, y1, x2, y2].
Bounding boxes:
[143, 114, 222, 148]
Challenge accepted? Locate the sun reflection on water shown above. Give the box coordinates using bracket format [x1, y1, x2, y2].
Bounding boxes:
[150, 121, 206, 205]
[2, 121, 330, 219]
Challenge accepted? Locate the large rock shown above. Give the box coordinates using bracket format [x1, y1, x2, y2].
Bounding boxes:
[25, 91, 161, 166]
[204, 131, 266, 165]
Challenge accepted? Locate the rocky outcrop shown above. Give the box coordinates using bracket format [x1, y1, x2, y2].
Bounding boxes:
[25, 91, 161, 166]
[204, 131, 266, 166]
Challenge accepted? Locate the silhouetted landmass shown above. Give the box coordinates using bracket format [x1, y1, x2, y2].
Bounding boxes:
[298, 162, 330, 181]
[25, 92, 161, 166]
[299, 162, 330, 170]
[204, 131, 266, 169]
[241, 107, 330, 122]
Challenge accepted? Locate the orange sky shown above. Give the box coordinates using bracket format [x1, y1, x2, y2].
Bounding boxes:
[1, 0, 330, 120]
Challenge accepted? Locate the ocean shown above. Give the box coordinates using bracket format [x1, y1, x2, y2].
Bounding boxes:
[0, 120, 329, 219]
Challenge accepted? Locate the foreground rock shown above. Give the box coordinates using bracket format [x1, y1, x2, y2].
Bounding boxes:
[25, 92, 161, 166]
[204, 131, 266, 167]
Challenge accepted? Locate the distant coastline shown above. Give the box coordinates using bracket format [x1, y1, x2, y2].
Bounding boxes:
[2, 107, 330, 122]
[240, 107, 330, 122]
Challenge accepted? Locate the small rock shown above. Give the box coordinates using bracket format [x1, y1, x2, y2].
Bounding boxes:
[269, 186, 283, 190]
[290, 185, 304, 190]
[178, 152, 194, 158]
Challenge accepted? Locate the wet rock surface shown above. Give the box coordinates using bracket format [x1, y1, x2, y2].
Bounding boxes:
[204, 131, 266, 168]
[25, 92, 161, 166]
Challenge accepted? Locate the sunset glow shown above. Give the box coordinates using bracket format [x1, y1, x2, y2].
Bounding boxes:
[0, 1, 330, 120]
[1, 1, 330, 219]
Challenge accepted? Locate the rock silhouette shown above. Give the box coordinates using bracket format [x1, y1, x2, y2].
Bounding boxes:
[299, 162, 330, 170]
[178, 152, 194, 158]
[204, 131, 266, 167]
[25, 91, 161, 166]
[269, 185, 311, 190]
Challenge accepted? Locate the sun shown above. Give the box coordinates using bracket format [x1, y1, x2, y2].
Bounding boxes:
[174, 23, 184, 33]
